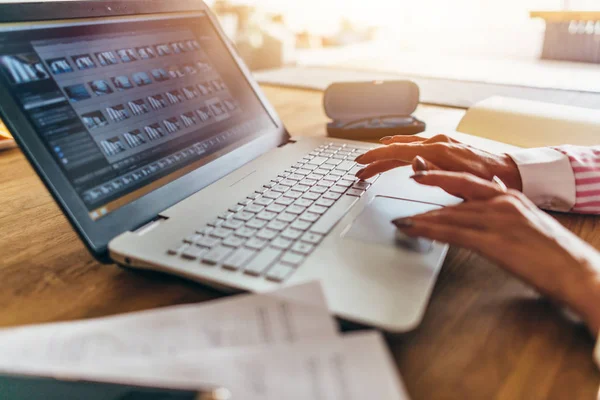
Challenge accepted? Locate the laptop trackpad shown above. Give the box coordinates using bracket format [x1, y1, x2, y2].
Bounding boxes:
[343, 196, 441, 253]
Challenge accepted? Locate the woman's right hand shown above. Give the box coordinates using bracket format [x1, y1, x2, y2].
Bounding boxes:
[393, 170, 600, 335]
[355, 134, 523, 191]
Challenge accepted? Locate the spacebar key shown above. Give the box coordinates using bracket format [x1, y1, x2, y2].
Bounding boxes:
[309, 195, 359, 235]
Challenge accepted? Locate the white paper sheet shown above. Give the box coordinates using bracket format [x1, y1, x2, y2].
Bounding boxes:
[3, 332, 409, 400]
[0, 282, 337, 365]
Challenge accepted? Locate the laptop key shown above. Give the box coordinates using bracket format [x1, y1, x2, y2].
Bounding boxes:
[211, 227, 233, 239]
[246, 218, 267, 230]
[276, 212, 296, 223]
[283, 190, 302, 199]
[302, 192, 320, 201]
[336, 180, 353, 188]
[222, 248, 256, 271]
[301, 232, 323, 244]
[299, 212, 319, 223]
[291, 242, 314, 255]
[313, 168, 329, 175]
[307, 205, 327, 214]
[254, 197, 273, 206]
[294, 198, 313, 208]
[256, 211, 277, 221]
[197, 236, 220, 248]
[229, 204, 244, 213]
[222, 219, 244, 230]
[290, 219, 311, 231]
[288, 173, 304, 181]
[309, 195, 359, 235]
[267, 220, 288, 231]
[280, 179, 296, 187]
[346, 189, 365, 197]
[222, 235, 245, 248]
[233, 211, 254, 221]
[207, 218, 224, 227]
[315, 198, 335, 208]
[285, 205, 306, 215]
[244, 247, 282, 276]
[184, 234, 202, 244]
[196, 226, 214, 235]
[280, 252, 306, 266]
[309, 186, 328, 194]
[181, 245, 208, 260]
[202, 245, 233, 265]
[330, 185, 347, 193]
[271, 237, 292, 250]
[244, 204, 264, 214]
[245, 237, 267, 250]
[219, 211, 234, 219]
[263, 190, 281, 200]
[167, 243, 189, 255]
[322, 191, 342, 201]
[307, 156, 328, 166]
[353, 181, 371, 190]
[299, 178, 317, 186]
[247, 193, 260, 200]
[295, 168, 312, 175]
[235, 226, 257, 238]
[257, 228, 278, 240]
[281, 228, 303, 240]
[266, 203, 286, 213]
[337, 160, 356, 171]
[272, 184, 289, 193]
[275, 197, 295, 206]
[266, 263, 295, 282]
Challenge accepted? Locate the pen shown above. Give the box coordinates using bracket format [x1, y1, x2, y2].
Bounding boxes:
[0, 372, 232, 400]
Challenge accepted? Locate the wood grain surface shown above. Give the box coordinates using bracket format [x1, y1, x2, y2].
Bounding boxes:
[0, 85, 598, 399]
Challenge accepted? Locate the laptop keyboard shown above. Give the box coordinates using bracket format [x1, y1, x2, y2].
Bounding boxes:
[167, 142, 378, 283]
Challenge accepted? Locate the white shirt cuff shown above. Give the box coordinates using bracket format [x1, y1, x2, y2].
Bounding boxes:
[596, 334, 600, 370]
[507, 148, 576, 212]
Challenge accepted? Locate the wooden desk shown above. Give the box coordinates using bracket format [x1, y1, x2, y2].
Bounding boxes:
[0, 86, 599, 399]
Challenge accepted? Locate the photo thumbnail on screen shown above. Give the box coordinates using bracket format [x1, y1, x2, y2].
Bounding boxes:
[0, 54, 49, 84]
[72, 54, 96, 70]
[81, 110, 108, 130]
[46, 57, 73, 75]
[64, 83, 91, 102]
[88, 79, 114, 96]
[95, 51, 119, 66]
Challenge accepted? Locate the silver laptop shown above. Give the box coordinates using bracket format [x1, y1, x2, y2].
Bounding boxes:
[0, 0, 457, 332]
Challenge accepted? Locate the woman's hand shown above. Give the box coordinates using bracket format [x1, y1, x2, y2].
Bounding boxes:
[355, 134, 523, 191]
[393, 170, 600, 335]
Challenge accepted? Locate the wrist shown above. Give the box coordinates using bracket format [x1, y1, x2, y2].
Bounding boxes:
[496, 154, 523, 191]
[565, 261, 600, 336]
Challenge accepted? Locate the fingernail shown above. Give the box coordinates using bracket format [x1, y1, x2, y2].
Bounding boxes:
[380, 136, 393, 142]
[392, 218, 414, 229]
[414, 156, 428, 172]
[409, 171, 428, 179]
[355, 168, 365, 178]
[354, 155, 365, 163]
[492, 176, 508, 192]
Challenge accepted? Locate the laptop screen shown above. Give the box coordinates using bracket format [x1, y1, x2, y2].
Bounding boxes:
[0, 12, 277, 221]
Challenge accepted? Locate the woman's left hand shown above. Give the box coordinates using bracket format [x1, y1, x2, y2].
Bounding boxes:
[393, 169, 600, 335]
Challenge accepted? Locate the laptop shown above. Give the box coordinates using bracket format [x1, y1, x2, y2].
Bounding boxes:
[0, 0, 458, 332]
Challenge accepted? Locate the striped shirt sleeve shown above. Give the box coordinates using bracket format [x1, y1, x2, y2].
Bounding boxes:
[553, 145, 600, 214]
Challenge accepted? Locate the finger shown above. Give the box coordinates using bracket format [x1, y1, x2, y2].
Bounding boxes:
[355, 143, 439, 164]
[412, 156, 441, 173]
[391, 219, 492, 250]
[401, 205, 491, 231]
[355, 160, 408, 180]
[411, 171, 506, 201]
[423, 134, 460, 144]
[380, 135, 426, 145]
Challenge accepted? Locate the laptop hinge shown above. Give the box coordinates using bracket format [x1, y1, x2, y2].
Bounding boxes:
[278, 139, 296, 147]
[133, 215, 168, 235]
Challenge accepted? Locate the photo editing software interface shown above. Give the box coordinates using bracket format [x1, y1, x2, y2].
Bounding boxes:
[0, 13, 275, 220]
